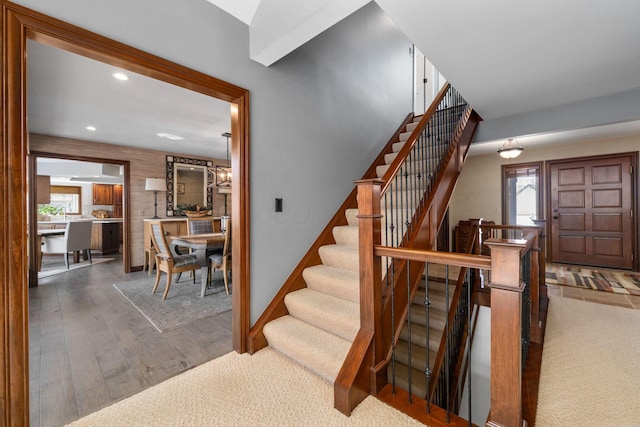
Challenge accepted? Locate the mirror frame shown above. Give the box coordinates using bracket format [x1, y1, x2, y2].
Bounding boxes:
[166, 155, 213, 216]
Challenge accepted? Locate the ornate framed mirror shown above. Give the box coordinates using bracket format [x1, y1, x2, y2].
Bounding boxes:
[166, 155, 213, 216]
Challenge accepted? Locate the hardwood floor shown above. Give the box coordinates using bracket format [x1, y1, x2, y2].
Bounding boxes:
[29, 254, 232, 427]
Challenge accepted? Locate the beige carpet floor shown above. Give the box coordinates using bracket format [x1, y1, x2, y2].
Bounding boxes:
[66, 347, 423, 427]
[536, 296, 640, 426]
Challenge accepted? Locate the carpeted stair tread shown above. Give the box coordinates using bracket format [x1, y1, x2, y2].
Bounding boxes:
[387, 363, 429, 400]
[284, 288, 359, 341]
[392, 141, 406, 153]
[406, 121, 419, 132]
[376, 160, 435, 179]
[318, 244, 359, 272]
[426, 263, 462, 281]
[399, 322, 444, 352]
[384, 150, 431, 165]
[263, 315, 351, 383]
[399, 130, 412, 142]
[392, 340, 437, 373]
[408, 304, 447, 331]
[303, 265, 360, 303]
[332, 225, 358, 247]
[345, 208, 358, 226]
[414, 285, 457, 309]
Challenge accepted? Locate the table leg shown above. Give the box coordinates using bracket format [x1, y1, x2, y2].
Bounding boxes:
[200, 265, 209, 298]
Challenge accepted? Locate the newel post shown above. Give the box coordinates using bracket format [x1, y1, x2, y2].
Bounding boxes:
[354, 179, 384, 367]
[484, 238, 527, 427]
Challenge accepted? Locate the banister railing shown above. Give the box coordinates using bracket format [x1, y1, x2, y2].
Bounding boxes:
[335, 85, 480, 417]
[474, 221, 546, 343]
[380, 84, 468, 249]
[374, 238, 537, 426]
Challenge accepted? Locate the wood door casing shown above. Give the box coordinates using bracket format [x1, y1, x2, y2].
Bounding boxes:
[549, 154, 634, 269]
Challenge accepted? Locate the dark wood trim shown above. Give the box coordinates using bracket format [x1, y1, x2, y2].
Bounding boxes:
[246, 114, 413, 354]
[0, 2, 251, 423]
[28, 151, 132, 281]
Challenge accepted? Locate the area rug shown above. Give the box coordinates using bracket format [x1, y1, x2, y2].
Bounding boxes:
[66, 347, 423, 427]
[545, 263, 640, 295]
[113, 272, 231, 332]
[38, 257, 114, 278]
[536, 296, 640, 426]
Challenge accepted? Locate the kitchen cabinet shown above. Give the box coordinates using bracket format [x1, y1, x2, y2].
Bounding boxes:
[92, 183, 113, 205]
[112, 184, 123, 218]
[91, 221, 120, 255]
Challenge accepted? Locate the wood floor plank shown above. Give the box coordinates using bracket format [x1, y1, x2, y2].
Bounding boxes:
[29, 254, 232, 426]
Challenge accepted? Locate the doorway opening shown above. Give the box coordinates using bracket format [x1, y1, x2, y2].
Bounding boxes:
[1, 3, 251, 423]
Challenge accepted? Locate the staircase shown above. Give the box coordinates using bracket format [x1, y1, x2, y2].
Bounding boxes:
[249, 83, 479, 418]
[388, 265, 460, 398]
[263, 115, 425, 382]
[263, 207, 360, 382]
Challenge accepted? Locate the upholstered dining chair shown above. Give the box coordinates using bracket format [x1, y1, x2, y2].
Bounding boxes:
[42, 221, 93, 269]
[187, 217, 214, 235]
[208, 219, 231, 294]
[150, 222, 199, 299]
[187, 217, 221, 260]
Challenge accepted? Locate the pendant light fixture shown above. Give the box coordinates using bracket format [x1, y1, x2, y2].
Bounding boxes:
[214, 132, 232, 191]
[498, 138, 524, 159]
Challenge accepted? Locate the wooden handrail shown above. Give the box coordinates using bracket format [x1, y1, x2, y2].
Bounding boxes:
[375, 247, 490, 270]
[381, 83, 452, 193]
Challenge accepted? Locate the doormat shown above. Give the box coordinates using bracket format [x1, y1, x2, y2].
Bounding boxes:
[545, 264, 640, 296]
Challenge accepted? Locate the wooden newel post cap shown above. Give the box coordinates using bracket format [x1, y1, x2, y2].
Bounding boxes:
[484, 238, 527, 292]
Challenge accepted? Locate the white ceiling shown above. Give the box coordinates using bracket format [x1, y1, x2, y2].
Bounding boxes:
[27, 1, 640, 172]
[27, 40, 232, 160]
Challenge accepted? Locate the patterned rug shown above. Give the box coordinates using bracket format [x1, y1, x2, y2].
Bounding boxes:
[545, 264, 640, 295]
[113, 271, 231, 332]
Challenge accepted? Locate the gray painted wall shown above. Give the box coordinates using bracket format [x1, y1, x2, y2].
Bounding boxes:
[14, 0, 413, 322]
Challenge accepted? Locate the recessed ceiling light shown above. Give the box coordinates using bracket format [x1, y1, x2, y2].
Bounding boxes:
[112, 72, 129, 81]
[86, 125, 96, 131]
[157, 132, 184, 141]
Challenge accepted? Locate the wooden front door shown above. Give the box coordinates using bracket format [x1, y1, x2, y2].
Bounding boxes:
[549, 154, 635, 269]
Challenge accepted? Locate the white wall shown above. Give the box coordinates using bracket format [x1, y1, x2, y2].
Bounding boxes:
[449, 133, 640, 234]
[14, 0, 413, 323]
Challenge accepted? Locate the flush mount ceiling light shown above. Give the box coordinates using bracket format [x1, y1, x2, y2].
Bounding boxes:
[112, 72, 129, 81]
[156, 132, 184, 141]
[85, 125, 96, 131]
[498, 138, 524, 159]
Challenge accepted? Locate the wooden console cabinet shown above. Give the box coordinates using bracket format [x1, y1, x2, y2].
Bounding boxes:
[91, 221, 120, 255]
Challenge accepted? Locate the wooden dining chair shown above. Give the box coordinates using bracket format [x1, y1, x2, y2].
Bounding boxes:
[150, 222, 199, 299]
[208, 219, 231, 294]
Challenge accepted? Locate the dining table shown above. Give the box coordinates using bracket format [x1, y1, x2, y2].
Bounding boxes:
[170, 232, 225, 297]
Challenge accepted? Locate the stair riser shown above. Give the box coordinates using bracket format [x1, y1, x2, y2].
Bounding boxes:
[302, 265, 359, 303]
[318, 245, 359, 272]
[332, 225, 358, 247]
[284, 289, 359, 341]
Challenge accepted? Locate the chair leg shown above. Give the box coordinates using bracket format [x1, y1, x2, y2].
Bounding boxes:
[152, 264, 162, 294]
[223, 268, 230, 295]
[162, 271, 174, 300]
[64, 252, 70, 269]
[86, 249, 92, 264]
